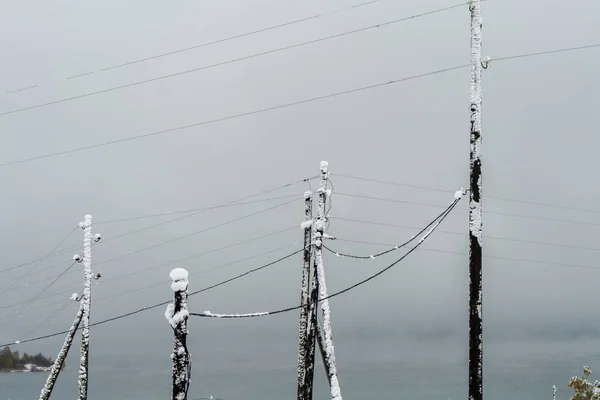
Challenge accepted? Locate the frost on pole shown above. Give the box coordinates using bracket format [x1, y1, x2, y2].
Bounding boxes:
[297, 189, 313, 400]
[313, 161, 342, 400]
[40, 304, 84, 400]
[468, 1, 484, 400]
[78, 214, 93, 400]
[167, 268, 190, 400]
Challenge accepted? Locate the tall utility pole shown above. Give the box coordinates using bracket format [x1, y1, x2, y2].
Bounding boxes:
[314, 161, 342, 400]
[468, 1, 483, 400]
[297, 190, 313, 400]
[167, 267, 191, 400]
[78, 214, 93, 400]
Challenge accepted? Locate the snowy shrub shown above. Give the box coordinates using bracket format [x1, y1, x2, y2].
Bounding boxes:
[568, 366, 600, 400]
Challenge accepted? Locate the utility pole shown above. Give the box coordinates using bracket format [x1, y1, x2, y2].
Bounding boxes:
[166, 268, 191, 400]
[468, 1, 483, 400]
[297, 190, 313, 400]
[78, 214, 94, 400]
[39, 302, 83, 400]
[314, 161, 342, 400]
[304, 238, 318, 400]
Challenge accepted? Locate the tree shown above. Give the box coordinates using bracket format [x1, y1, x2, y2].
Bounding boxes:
[568, 367, 600, 400]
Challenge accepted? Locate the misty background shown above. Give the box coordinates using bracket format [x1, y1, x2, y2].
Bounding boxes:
[0, 0, 599, 399]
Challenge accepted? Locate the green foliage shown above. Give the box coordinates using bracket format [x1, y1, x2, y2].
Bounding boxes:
[568, 367, 600, 400]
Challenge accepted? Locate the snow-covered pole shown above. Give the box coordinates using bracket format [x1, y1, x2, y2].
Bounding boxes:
[78, 214, 93, 400]
[304, 239, 319, 400]
[552, 385, 557, 400]
[468, 1, 483, 400]
[315, 323, 332, 387]
[297, 191, 313, 400]
[314, 161, 342, 400]
[166, 268, 191, 400]
[39, 300, 83, 400]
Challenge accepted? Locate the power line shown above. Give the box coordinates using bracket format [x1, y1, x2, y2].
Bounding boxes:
[20, 298, 76, 341]
[0, 248, 302, 347]
[332, 238, 600, 273]
[0, 1, 470, 118]
[3, 198, 299, 296]
[190, 196, 460, 319]
[0, 227, 78, 297]
[2, 0, 381, 96]
[492, 43, 600, 63]
[0, 65, 467, 168]
[0, 261, 78, 327]
[335, 192, 600, 227]
[4, 241, 301, 316]
[333, 173, 600, 215]
[94, 197, 299, 267]
[3, 41, 598, 168]
[330, 216, 600, 252]
[1, 176, 313, 275]
[325, 197, 462, 260]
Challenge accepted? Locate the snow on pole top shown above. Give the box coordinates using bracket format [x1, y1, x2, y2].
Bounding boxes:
[320, 161, 329, 173]
[170, 268, 189, 282]
[84, 214, 92, 220]
[303, 190, 312, 199]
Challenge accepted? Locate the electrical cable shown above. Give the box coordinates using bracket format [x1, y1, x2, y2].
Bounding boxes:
[20, 298, 76, 340]
[330, 216, 600, 252]
[2, 176, 314, 274]
[333, 173, 600, 215]
[0, 262, 78, 328]
[335, 192, 600, 227]
[190, 196, 460, 319]
[323, 196, 463, 259]
[3, 0, 381, 96]
[0, 227, 78, 296]
[0, 248, 302, 347]
[0, 1, 472, 118]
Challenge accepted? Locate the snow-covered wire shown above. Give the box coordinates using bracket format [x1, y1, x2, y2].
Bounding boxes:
[0, 249, 302, 347]
[21, 298, 75, 340]
[190, 198, 460, 320]
[333, 172, 600, 215]
[324, 197, 461, 260]
[336, 192, 600, 227]
[3, 0, 381, 97]
[0, 226, 77, 283]
[0, 261, 79, 327]
[94, 197, 301, 268]
[0, 1, 473, 120]
[1, 176, 316, 274]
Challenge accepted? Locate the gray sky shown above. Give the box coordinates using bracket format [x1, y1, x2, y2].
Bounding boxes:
[0, 0, 599, 398]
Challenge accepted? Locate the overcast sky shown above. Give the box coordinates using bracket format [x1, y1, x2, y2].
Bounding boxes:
[0, 0, 599, 398]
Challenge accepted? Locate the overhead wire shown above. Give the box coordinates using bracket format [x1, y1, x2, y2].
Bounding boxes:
[2, 40, 599, 168]
[323, 195, 464, 260]
[0, 226, 78, 297]
[332, 238, 600, 274]
[0, 1, 472, 118]
[1, 176, 314, 275]
[332, 173, 600, 215]
[4, 241, 301, 316]
[330, 216, 600, 252]
[3, 0, 381, 96]
[20, 298, 76, 340]
[335, 192, 600, 227]
[0, 261, 78, 328]
[0, 247, 302, 347]
[190, 195, 461, 319]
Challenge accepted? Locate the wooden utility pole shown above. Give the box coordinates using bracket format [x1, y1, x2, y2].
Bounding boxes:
[297, 190, 313, 400]
[78, 214, 93, 400]
[314, 161, 342, 400]
[468, 1, 483, 400]
[304, 242, 319, 400]
[39, 302, 83, 400]
[167, 268, 191, 400]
